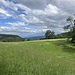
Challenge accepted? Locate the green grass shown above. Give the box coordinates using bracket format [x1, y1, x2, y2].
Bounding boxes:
[0, 39, 75, 75]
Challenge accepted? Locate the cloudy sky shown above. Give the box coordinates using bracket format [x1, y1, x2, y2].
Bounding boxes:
[0, 0, 75, 37]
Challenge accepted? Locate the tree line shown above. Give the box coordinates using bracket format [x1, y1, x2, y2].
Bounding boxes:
[44, 30, 69, 39]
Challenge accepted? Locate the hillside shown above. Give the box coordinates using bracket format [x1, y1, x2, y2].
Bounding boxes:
[0, 34, 23, 41]
[0, 39, 75, 75]
[56, 32, 70, 38]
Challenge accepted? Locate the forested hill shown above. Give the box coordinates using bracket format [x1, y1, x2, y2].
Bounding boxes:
[0, 34, 23, 42]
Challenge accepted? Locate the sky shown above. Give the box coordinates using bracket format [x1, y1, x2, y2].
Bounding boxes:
[0, 0, 75, 37]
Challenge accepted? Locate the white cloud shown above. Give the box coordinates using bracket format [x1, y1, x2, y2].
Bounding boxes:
[33, 4, 59, 16]
[33, 10, 45, 15]
[16, 3, 31, 13]
[0, 0, 31, 13]
[16, 14, 44, 24]
[45, 4, 59, 15]
[0, 8, 12, 18]
[0, 26, 16, 31]
[27, 16, 44, 24]
[0, 0, 18, 11]
[7, 22, 26, 26]
[0, 26, 36, 33]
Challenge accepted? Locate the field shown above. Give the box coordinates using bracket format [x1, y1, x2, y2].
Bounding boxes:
[0, 39, 75, 75]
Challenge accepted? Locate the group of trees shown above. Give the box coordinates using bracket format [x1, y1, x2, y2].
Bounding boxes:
[45, 30, 68, 39]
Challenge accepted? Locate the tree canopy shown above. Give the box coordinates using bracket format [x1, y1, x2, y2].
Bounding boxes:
[45, 30, 55, 39]
[64, 15, 75, 42]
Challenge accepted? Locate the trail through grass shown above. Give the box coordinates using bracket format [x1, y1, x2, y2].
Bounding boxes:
[0, 39, 75, 75]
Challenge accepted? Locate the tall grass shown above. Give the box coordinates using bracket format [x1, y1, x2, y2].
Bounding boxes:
[0, 40, 75, 75]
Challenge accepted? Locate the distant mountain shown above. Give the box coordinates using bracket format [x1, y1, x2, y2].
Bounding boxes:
[27, 35, 45, 40]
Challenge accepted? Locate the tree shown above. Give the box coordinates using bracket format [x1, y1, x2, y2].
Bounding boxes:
[64, 15, 75, 42]
[45, 30, 55, 39]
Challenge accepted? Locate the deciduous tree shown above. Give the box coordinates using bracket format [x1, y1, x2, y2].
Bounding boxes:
[45, 30, 55, 39]
[64, 15, 75, 42]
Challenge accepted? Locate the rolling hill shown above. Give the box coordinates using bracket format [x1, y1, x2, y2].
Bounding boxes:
[0, 34, 23, 41]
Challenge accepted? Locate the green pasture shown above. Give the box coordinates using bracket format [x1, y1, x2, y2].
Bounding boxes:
[0, 39, 75, 75]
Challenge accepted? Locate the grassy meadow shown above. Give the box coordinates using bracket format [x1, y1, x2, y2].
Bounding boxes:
[0, 39, 75, 75]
